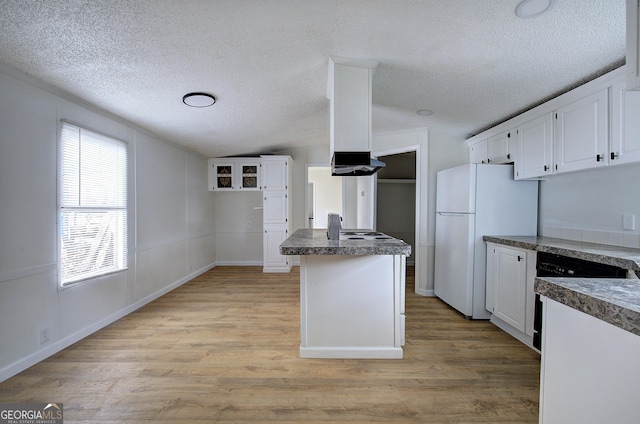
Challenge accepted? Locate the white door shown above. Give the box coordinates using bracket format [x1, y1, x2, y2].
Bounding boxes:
[434, 212, 475, 317]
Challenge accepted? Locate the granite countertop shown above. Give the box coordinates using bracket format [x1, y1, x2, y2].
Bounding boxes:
[280, 229, 411, 256]
[535, 277, 640, 336]
[483, 235, 640, 336]
[483, 235, 640, 271]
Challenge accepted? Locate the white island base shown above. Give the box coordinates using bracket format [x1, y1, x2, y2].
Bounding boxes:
[299, 254, 406, 359]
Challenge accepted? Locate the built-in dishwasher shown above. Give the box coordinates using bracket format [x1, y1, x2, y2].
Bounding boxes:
[533, 252, 628, 350]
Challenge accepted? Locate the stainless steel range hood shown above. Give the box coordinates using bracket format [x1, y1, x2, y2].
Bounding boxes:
[327, 57, 384, 176]
[331, 151, 385, 176]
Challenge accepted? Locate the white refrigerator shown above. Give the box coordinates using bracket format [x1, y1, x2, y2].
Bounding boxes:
[434, 164, 538, 319]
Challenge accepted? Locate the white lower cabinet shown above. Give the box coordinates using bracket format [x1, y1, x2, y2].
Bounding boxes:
[263, 225, 289, 272]
[539, 297, 640, 423]
[485, 243, 537, 347]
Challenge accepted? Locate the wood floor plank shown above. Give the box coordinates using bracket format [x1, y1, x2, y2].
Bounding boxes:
[0, 266, 540, 422]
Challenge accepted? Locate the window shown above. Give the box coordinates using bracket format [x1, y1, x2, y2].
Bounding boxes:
[59, 122, 128, 286]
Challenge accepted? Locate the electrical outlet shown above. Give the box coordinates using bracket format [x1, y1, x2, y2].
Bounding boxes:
[39, 328, 50, 344]
[623, 214, 636, 231]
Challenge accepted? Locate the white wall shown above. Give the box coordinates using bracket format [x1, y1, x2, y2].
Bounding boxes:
[0, 68, 216, 381]
[539, 163, 640, 247]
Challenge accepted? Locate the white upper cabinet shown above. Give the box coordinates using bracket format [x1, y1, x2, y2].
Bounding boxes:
[469, 139, 488, 164]
[554, 88, 609, 174]
[515, 113, 554, 180]
[208, 158, 261, 191]
[611, 80, 640, 165]
[261, 156, 289, 191]
[487, 131, 513, 164]
[468, 68, 640, 178]
[627, 0, 640, 90]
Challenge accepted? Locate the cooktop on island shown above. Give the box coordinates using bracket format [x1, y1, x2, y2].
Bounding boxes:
[339, 231, 393, 241]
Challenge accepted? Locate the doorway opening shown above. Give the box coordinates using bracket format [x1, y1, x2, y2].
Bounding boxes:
[305, 165, 343, 229]
[374, 147, 421, 294]
[376, 152, 416, 266]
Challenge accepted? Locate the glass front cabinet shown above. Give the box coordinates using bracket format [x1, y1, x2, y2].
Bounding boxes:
[208, 159, 261, 191]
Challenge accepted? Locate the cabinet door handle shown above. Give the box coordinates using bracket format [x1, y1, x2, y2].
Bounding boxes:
[487, 158, 491, 163]
[596, 154, 603, 162]
[611, 152, 619, 160]
[517, 256, 523, 262]
[544, 165, 549, 171]
[507, 153, 511, 160]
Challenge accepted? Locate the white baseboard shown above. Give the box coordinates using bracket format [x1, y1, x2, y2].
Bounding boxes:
[299, 346, 403, 359]
[214, 261, 263, 266]
[414, 288, 434, 297]
[0, 262, 216, 382]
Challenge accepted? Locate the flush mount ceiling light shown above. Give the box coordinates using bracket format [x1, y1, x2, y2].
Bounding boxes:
[515, 0, 555, 18]
[416, 109, 433, 116]
[183, 92, 216, 107]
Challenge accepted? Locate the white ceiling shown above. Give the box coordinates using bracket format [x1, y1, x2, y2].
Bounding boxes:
[0, 0, 626, 157]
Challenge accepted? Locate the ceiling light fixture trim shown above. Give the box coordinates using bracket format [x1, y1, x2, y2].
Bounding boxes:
[183, 92, 216, 107]
[515, 0, 555, 19]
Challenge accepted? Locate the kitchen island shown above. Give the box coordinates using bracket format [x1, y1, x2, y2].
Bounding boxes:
[280, 229, 411, 359]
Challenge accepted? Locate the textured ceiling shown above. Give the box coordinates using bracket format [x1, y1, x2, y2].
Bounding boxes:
[0, 0, 626, 157]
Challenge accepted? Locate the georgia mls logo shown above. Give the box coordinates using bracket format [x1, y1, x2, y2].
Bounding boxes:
[0, 402, 63, 424]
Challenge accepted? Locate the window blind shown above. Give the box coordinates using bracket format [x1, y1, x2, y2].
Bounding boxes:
[59, 122, 128, 286]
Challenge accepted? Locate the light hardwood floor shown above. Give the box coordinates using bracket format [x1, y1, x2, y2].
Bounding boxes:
[0, 266, 540, 423]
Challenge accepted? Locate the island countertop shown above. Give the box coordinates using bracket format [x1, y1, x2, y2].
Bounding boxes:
[280, 229, 411, 256]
